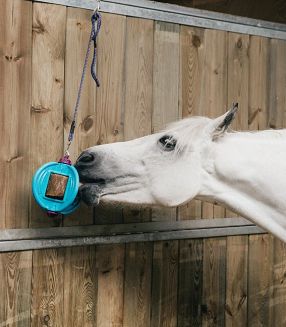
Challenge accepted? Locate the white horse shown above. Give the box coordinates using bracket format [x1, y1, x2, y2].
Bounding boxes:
[75, 104, 286, 243]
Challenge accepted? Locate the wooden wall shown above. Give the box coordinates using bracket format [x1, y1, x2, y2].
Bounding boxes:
[0, 0, 286, 326]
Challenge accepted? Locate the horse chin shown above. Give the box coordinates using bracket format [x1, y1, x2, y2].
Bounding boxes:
[79, 184, 102, 206]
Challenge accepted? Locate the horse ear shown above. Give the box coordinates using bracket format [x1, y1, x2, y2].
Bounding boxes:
[211, 103, 238, 139]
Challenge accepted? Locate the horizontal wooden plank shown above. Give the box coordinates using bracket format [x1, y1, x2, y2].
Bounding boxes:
[0, 218, 265, 252]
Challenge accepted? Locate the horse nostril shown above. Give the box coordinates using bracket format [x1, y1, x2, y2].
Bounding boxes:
[77, 152, 95, 164]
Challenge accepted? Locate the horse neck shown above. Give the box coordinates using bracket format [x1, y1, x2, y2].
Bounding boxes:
[198, 130, 286, 242]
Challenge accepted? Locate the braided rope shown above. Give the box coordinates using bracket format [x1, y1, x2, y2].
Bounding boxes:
[65, 12, 101, 155]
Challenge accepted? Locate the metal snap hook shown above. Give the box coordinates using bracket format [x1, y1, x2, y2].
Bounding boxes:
[94, 0, 101, 13]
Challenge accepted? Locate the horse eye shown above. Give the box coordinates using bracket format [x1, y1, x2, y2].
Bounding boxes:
[158, 135, 177, 151]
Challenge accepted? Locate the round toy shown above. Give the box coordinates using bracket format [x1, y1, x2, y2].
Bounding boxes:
[32, 160, 80, 215]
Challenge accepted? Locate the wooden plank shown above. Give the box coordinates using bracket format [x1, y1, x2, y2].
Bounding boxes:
[150, 21, 180, 327]
[30, 4, 66, 327]
[248, 235, 273, 326]
[63, 7, 96, 226]
[96, 244, 124, 327]
[177, 25, 204, 327]
[123, 242, 152, 327]
[268, 38, 286, 326]
[268, 39, 286, 129]
[178, 238, 203, 327]
[0, 0, 32, 229]
[151, 240, 179, 327]
[198, 29, 227, 327]
[247, 35, 273, 327]
[225, 32, 249, 327]
[31, 249, 64, 327]
[30, 3, 66, 228]
[63, 246, 97, 327]
[0, 1, 33, 325]
[123, 17, 153, 141]
[248, 36, 269, 131]
[152, 21, 180, 223]
[225, 236, 248, 326]
[122, 17, 154, 327]
[202, 237, 226, 327]
[0, 251, 32, 327]
[92, 12, 126, 327]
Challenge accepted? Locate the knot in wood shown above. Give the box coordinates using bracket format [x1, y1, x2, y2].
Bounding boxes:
[236, 38, 243, 49]
[192, 34, 201, 48]
[82, 115, 94, 132]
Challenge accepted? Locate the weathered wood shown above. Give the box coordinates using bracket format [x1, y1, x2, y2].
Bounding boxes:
[31, 249, 65, 327]
[248, 36, 269, 131]
[0, 0, 32, 229]
[248, 235, 273, 326]
[225, 32, 249, 327]
[29, 4, 66, 327]
[268, 38, 286, 327]
[199, 29, 227, 327]
[247, 35, 274, 327]
[63, 246, 97, 327]
[123, 17, 153, 141]
[0, 251, 32, 327]
[96, 244, 125, 327]
[92, 12, 126, 327]
[123, 242, 152, 327]
[0, 1, 33, 325]
[178, 238, 203, 327]
[177, 25, 204, 327]
[151, 240, 179, 327]
[30, 3, 66, 228]
[225, 236, 248, 326]
[152, 21, 180, 223]
[63, 7, 96, 225]
[150, 21, 180, 327]
[123, 17, 154, 327]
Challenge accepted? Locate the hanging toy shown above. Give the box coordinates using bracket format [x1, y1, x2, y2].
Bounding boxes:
[32, 3, 102, 216]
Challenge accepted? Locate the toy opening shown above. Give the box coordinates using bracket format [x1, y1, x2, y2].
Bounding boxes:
[45, 173, 69, 200]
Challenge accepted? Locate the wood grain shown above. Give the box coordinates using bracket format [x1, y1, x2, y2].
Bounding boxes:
[63, 246, 97, 327]
[30, 3, 66, 228]
[151, 241, 179, 327]
[93, 12, 126, 327]
[199, 29, 227, 327]
[122, 17, 154, 327]
[248, 235, 273, 326]
[247, 35, 274, 327]
[31, 249, 65, 327]
[225, 32, 249, 327]
[151, 21, 180, 327]
[96, 244, 124, 327]
[123, 17, 153, 141]
[0, 1, 33, 325]
[94, 13, 126, 145]
[0, 0, 32, 229]
[177, 25, 204, 327]
[268, 38, 286, 327]
[0, 251, 32, 327]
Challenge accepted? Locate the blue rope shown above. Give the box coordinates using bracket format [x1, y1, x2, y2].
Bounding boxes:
[66, 12, 102, 149]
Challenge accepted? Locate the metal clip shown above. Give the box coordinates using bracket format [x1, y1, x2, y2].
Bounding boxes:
[94, 0, 101, 13]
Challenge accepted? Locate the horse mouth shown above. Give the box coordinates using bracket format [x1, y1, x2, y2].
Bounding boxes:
[78, 174, 141, 206]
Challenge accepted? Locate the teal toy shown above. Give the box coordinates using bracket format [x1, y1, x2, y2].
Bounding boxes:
[32, 157, 80, 215]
